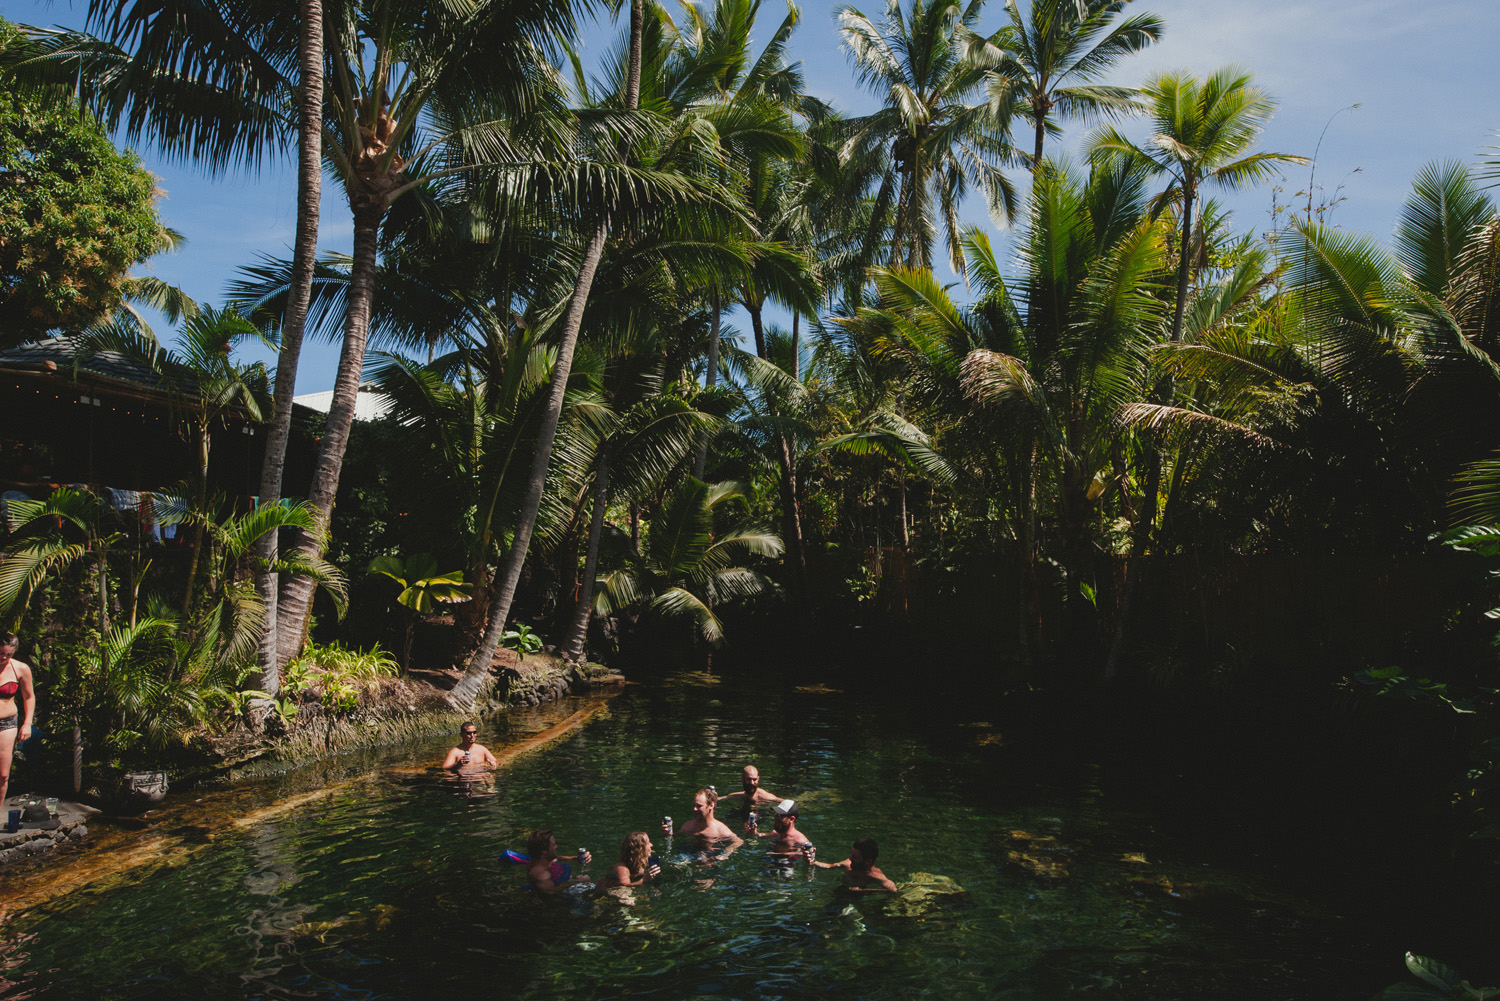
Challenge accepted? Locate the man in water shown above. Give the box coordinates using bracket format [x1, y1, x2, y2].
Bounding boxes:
[663, 787, 743, 847]
[525, 828, 592, 893]
[441, 722, 497, 772]
[748, 799, 810, 857]
[813, 837, 897, 892]
[719, 765, 781, 809]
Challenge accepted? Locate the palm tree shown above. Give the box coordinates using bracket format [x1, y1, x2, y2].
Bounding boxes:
[15, 0, 325, 694]
[970, 0, 1162, 168]
[1090, 67, 1306, 344]
[452, 0, 756, 705]
[369, 553, 471, 670]
[72, 307, 272, 617]
[837, 0, 1018, 271]
[835, 162, 1168, 661]
[594, 478, 783, 646]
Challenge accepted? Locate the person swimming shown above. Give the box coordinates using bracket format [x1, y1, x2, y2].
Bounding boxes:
[812, 836, 897, 892]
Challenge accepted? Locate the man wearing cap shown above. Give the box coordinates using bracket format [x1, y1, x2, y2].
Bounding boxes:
[749, 799, 810, 856]
[719, 765, 781, 809]
[442, 722, 497, 772]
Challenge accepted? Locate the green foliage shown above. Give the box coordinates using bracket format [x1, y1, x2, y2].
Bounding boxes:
[502, 623, 544, 656]
[0, 22, 165, 344]
[1373, 953, 1500, 1001]
[368, 553, 471, 615]
[597, 478, 782, 645]
[282, 641, 399, 715]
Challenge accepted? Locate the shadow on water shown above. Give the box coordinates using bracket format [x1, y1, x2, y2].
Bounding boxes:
[0, 661, 1461, 1000]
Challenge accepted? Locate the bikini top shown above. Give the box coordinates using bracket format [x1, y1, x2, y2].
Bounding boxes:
[0, 676, 16, 699]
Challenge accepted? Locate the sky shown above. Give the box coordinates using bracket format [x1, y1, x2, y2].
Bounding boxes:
[4, 0, 1498, 392]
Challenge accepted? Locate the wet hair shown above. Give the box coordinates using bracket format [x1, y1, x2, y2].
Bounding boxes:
[0, 633, 16, 651]
[695, 787, 719, 811]
[852, 837, 879, 863]
[459, 721, 477, 734]
[527, 829, 555, 858]
[619, 831, 650, 879]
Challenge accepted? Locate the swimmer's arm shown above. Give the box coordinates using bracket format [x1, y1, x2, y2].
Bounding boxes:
[441, 748, 464, 770]
[850, 868, 898, 892]
[479, 747, 498, 768]
[719, 789, 745, 800]
[531, 870, 560, 894]
[813, 857, 852, 870]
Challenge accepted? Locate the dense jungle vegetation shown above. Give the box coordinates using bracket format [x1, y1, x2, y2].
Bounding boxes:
[2, 0, 1500, 969]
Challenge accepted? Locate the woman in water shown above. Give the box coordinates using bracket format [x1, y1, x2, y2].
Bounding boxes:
[608, 831, 661, 887]
[525, 829, 591, 893]
[0, 634, 35, 810]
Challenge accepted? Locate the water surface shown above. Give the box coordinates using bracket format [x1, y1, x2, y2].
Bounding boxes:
[0, 671, 1362, 999]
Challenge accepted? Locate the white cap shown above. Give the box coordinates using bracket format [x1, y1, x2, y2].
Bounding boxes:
[774, 799, 796, 816]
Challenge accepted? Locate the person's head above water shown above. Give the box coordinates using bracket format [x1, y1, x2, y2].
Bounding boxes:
[527, 828, 556, 859]
[741, 766, 760, 793]
[619, 831, 651, 875]
[851, 837, 879, 867]
[692, 787, 718, 821]
[458, 722, 477, 745]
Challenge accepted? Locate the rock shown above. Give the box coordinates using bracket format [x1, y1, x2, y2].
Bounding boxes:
[68, 825, 87, 841]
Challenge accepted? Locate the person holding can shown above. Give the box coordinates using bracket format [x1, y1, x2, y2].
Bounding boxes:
[608, 831, 662, 886]
[748, 799, 811, 857]
[663, 787, 742, 848]
[525, 828, 592, 893]
[441, 722, 497, 772]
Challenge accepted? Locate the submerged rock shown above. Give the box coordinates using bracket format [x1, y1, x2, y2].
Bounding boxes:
[884, 872, 971, 918]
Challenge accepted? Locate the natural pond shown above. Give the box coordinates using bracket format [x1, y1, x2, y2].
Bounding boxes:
[0, 668, 1383, 1000]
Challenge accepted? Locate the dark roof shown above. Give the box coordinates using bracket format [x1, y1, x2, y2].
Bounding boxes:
[0, 336, 202, 398]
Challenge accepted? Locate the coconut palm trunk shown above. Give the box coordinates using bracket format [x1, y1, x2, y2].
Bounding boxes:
[451, 216, 611, 704]
[692, 293, 721, 478]
[276, 202, 384, 664]
[255, 0, 324, 694]
[562, 452, 609, 661]
[450, 0, 645, 706]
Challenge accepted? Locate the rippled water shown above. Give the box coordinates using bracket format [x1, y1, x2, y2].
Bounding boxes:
[0, 671, 1361, 1000]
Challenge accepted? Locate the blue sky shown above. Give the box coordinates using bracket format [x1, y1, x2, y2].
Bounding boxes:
[5, 0, 1497, 391]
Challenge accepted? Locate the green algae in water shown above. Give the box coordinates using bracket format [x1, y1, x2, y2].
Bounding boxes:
[2, 677, 1358, 1000]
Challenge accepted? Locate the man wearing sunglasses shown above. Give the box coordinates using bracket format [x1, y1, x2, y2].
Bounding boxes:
[442, 722, 498, 772]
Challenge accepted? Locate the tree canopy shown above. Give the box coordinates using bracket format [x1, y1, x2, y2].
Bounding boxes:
[0, 21, 166, 345]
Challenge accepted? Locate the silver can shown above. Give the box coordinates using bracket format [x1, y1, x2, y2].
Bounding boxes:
[579, 847, 589, 863]
[747, 810, 759, 832]
[803, 843, 816, 863]
[663, 816, 674, 839]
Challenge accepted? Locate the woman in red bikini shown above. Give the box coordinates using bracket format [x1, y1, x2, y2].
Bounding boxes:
[0, 633, 36, 809]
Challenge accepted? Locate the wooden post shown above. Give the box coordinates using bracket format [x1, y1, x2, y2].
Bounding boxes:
[72, 724, 82, 794]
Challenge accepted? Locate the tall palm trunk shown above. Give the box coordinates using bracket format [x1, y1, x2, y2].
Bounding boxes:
[256, 0, 325, 694]
[692, 293, 720, 479]
[276, 201, 384, 664]
[451, 0, 644, 706]
[1108, 182, 1197, 680]
[1168, 183, 1196, 345]
[452, 216, 611, 704]
[562, 452, 609, 661]
[181, 426, 211, 620]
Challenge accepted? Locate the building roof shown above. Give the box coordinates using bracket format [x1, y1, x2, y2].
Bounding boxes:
[0, 336, 203, 398]
[293, 383, 392, 422]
